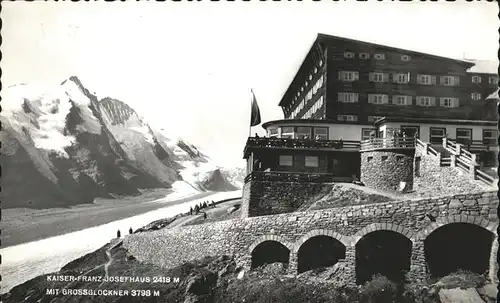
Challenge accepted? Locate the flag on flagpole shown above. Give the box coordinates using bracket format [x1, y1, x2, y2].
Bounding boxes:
[250, 89, 261, 127]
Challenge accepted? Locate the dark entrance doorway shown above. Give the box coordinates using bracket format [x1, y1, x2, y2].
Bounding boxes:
[401, 125, 420, 139]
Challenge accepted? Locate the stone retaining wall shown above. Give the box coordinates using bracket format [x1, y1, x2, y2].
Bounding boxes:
[124, 191, 498, 284]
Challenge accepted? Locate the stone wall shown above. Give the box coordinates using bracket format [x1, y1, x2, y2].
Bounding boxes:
[241, 172, 336, 218]
[413, 146, 492, 197]
[124, 191, 498, 284]
[360, 149, 414, 192]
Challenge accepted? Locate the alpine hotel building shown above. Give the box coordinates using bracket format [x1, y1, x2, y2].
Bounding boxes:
[243, 33, 499, 181]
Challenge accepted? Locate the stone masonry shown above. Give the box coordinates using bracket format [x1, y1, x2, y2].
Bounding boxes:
[361, 149, 414, 192]
[124, 191, 498, 285]
[413, 144, 492, 197]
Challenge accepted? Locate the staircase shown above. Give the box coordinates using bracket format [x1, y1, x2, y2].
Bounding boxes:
[416, 138, 497, 187]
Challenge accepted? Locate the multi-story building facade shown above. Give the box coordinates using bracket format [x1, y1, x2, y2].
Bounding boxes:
[244, 33, 498, 182]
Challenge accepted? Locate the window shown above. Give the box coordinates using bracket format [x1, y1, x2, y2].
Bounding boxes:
[381, 156, 388, 161]
[338, 92, 359, 103]
[338, 71, 359, 81]
[367, 116, 385, 123]
[368, 94, 389, 104]
[483, 129, 497, 145]
[362, 128, 376, 140]
[401, 55, 411, 61]
[305, 156, 319, 167]
[367, 156, 373, 162]
[281, 127, 294, 138]
[440, 97, 459, 108]
[268, 128, 278, 138]
[489, 76, 499, 84]
[416, 96, 436, 107]
[471, 92, 482, 100]
[417, 74, 433, 85]
[374, 53, 385, 60]
[313, 127, 328, 140]
[393, 95, 411, 106]
[456, 128, 472, 145]
[429, 127, 446, 144]
[472, 76, 482, 84]
[359, 53, 370, 59]
[393, 73, 410, 84]
[344, 52, 355, 58]
[297, 127, 312, 139]
[314, 67, 318, 74]
[319, 60, 323, 66]
[337, 114, 358, 122]
[279, 155, 293, 166]
[440, 76, 459, 86]
[369, 72, 386, 82]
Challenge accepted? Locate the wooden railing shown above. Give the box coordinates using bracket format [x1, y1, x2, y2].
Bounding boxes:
[360, 137, 415, 151]
[476, 169, 496, 186]
[243, 137, 361, 157]
[442, 137, 497, 187]
[244, 171, 351, 184]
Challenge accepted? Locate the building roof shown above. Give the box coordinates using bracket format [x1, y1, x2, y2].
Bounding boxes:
[374, 116, 497, 126]
[262, 119, 340, 129]
[463, 59, 498, 74]
[486, 88, 499, 100]
[278, 33, 479, 108]
[316, 33, 475, 67]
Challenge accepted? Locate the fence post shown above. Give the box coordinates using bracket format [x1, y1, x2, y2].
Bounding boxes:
[470, 154, 478, 166]
[456, 143, 462, 156]
[442, 137, 447, 149]
[470, 164, 478, 180]
[450, 154, 456, 167]
[424, 143, 429, 155]
[437, 152, 442, 164]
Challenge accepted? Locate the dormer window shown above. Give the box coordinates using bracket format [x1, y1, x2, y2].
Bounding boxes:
[401, 55, 411, 61]
[359, 53, 370, 59]
[344, 52, 355, 59]
[489, 76, 499, 84]
[374, 53, 385, 60]
[472, 75, 482, 84]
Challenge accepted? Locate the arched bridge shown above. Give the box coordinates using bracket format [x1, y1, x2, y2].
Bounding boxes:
[124, 191, 498, 285]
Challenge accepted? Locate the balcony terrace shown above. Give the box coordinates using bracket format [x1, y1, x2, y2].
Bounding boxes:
[243, 137, 361, 158]
[360, 137, 416, 152]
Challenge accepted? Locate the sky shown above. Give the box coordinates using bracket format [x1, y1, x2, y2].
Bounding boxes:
[2, 1, 499, 168]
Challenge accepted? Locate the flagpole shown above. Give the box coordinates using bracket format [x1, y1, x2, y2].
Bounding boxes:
[249, 89, 253, 138]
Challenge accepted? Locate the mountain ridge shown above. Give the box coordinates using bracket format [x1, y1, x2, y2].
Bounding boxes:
[1, 76, 244, 209]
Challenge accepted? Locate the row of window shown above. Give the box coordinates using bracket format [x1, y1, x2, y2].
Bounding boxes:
[302, 96, 325, 119]
[342, 51, 409, 62]
[288, 75, 325, 118]
[268, 126, 329, 140]
[338, 71, 498, 85]
[289, 61, 324, 108]
[279, 155, 319, 167]
[337, 93, 460, 108]
[268, 127, 497, 146]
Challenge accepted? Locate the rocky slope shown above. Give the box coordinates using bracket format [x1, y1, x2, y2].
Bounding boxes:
[1, 77, 242, 209]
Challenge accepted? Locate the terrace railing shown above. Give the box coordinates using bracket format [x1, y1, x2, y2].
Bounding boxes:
[244, 137, 360, 157]
[442, 137, 497, 187]
[360, 137, 415, 151]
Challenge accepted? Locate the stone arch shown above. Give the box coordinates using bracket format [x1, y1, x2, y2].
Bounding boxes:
[249, 235, 292, 269]
[294, 229, 348, 274]
[248, 235, 293, 254]
[415, 215, 498, 241]
[354, 223, 413, 284]
[293, 229, 350, 253]
[420, 216, 498, 278]
[352, 223, 414, 245]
